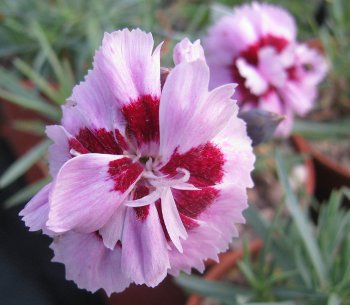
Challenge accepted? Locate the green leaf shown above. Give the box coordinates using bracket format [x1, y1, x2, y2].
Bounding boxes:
[273, 287, 326, 301]
[0, 87, 59, 120]
[4, 177, 51, 208]
[30, 21, 71, 97]
[327, 294, 341, 305]
[275, 150, 328, 288]
[293, 119, 350, 139]
[244, 301, 297, 305]
[13, 120, 46, 136]
[0, 140, 50, 188]
[175, 273, 251, 304]
[14, 58, 63, 105]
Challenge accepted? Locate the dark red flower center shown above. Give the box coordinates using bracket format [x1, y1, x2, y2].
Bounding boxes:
[68, 97, 225, 243]
[230, 34, 292, 105]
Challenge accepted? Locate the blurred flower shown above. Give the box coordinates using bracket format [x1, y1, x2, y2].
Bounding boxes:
[204, 2, 328, 136]
[19, 29, 255, 295]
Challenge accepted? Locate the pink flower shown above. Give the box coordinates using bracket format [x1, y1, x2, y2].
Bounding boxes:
[204, 2, 328, 136]
[19, 29, 255, 295]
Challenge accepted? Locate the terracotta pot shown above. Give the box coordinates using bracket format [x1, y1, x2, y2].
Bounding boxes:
[185, 239, 263, 305]
[292, 135, 350, 204]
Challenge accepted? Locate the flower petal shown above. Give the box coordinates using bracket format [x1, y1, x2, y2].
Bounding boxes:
[51, 232, 130, 295]
[258, 47, 287, 88]
[47, 153, 143, 233]
[62, 66, 124, 137]
[19, 183, 52, 233]
[173, 38, 205, 65]
[169, 183, 248, 276]
[121, 204, 170, 287]
[212, 115, 255, 188]
[99, 204, 127, 250]
[159, 60, 237, 162]
[46, 125, 72, 178]
[236, 58, 268, 95]
[95, 28, 161, 106]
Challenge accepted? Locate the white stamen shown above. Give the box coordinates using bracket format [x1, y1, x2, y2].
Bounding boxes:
[161, 187, 188, 253]
[69, 148, 81, 157]
[124, 190, 161, 207]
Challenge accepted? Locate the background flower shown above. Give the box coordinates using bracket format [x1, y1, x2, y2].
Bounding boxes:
[204, 2, 328, 136]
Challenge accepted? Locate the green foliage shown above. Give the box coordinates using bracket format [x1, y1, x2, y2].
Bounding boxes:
[177, 153, 350, 305]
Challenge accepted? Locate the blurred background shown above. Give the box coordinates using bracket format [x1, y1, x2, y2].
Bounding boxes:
[0, 0, 349, 304]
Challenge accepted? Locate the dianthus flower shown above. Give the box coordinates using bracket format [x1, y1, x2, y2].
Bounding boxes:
[20, 29, 254, 295]
[204, 2, 328, 136]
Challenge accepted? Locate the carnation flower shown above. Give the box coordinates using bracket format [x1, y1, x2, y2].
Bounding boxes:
[204, 2, 328, 136]
[19, 29, 255, 295]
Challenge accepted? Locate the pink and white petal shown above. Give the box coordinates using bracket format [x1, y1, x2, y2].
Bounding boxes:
[258, 47, 287, 88]
[212, 115, 255, 189]
[62, 66, 125, 136]
[159, 60, 236, 162]
[47, 153, 143, 233]
[99, 204, 127, 250]
[236, 58, 268, 95]
[169, 184, 248, 275]
[254, 2, 296, 41]
[95, 29, 161, 107]
[204, 13, 259, 56]
[51, 232, 131, 295]
[259, 91, 283, 115]
[295, 44, 328, 84]
[19, 183, 52, 232]
[46, 125, 73, 178]
[173, 38, 205, 65]
[207, 63, 234, 90]
[281, 81, 314, 116]
[121, 205, 170, 287]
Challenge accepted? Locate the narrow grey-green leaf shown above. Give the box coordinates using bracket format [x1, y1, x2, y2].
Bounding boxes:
[293, 119, 350, 139]
[4, 176, 50, 208]
[175, 273, 250, 304]
[0, 88, 59, 120]
[13, 120, 46, 135]
[14, 58, 63, 105]
[0, 140, 50, 188]
[276, 151, 328, 288]
[244, 301, 297, 305]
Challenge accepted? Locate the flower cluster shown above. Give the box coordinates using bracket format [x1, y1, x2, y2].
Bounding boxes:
[20, 29, 254, 295]
[204, 2, 328, 136]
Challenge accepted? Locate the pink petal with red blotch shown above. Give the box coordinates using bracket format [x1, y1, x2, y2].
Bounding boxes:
[95, 29, 161, 107]
[19, 183, 52, 233]
[159, 60, 236, 162]
[47, 153, 143, 233]
[62, 66, 124, 137]
[51, 232, 131, 296]
[169, 183, 248, 276]
[121, 204, 170, 287]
